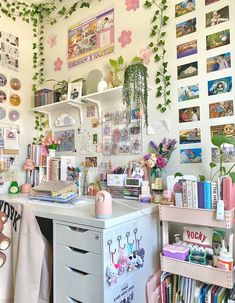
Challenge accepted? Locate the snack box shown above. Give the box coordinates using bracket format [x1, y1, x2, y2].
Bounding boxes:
[163, 244, 189, 261]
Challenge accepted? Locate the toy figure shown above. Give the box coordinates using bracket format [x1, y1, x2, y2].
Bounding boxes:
[162, 190, 174, 205]
[106, 264, 118, 285]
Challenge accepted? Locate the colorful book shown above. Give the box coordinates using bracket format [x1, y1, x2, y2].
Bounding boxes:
[204, 181, 212, 209]
[211, 182, 218, 210]
[197, 182, 204, 209]
[186, 181, 193, 208]
[182, 181, 187, 207]
[223, 177, 234, 210]
[192, 181, 198, 208]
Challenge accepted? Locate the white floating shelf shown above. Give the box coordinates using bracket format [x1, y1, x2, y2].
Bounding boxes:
[33, 99, 84, 113]
[161, 254, 235, 289]
[159, 205, 234, 229]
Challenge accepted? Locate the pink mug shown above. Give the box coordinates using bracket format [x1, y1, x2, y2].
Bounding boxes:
[95, 190, 112, 219]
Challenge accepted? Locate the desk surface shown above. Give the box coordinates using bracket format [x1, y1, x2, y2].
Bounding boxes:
[2, 194, 158, 229]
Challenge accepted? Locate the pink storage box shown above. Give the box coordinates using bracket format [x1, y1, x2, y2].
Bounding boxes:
[163, 244, 189, 261]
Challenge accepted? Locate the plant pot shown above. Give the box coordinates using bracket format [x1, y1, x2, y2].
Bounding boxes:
[48, 149, 56, 157]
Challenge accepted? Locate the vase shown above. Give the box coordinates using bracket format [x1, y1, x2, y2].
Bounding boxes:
[150, 167, 163, 189]
[48, 149, 56, 157]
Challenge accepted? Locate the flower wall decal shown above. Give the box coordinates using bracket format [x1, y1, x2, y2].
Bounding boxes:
[118, 30, 132, 48]
[140, 48, 152, 65]
[125, 0, 139, 11]
[47, 34, 57, 48]
[54, 58, 63, 72]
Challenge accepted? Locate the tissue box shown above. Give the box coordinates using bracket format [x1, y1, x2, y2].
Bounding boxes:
[163, 244, 189, 261]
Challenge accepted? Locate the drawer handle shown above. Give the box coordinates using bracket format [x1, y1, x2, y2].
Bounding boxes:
[68, 226, 88, 233]
[67, 297, 82, 303]
[69, 247, 88, 254]
[68, 266, 89, 276]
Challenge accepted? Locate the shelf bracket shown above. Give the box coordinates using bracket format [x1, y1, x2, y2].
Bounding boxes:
[67, 101, 83, 125]
[82, 97, 101, 121]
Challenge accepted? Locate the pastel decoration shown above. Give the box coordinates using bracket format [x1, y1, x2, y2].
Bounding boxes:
[125, 0, 139, 11]
[54, 57, 63, 72]
[10, 94, 21, 106]
[0, 107, 6, 120]
[10, 78, 21, 90]
[118, 30, 132, 48]
[8, 110, 20, 122]
[47, 34, 57, 48]
[140, 48, 152, 65]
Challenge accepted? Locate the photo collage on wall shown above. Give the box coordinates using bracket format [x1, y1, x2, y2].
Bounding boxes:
[102, 109, 142, 155]
[175, 0, 234, 164]
[0, 30, 19, 72]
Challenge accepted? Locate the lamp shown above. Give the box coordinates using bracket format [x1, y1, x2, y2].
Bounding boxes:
[21, 158, 35, 193]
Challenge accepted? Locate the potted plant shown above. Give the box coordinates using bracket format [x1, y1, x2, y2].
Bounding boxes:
[123, 57, 149, 127]
[109, 56, 126, 87]
[42, 134, 61, 157]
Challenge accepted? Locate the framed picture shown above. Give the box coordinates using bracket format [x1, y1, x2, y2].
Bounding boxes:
[67, 81, 83, 101]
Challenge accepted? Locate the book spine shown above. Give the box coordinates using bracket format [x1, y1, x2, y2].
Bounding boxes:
[223, 177, 233, 211]
[204, 181, 212, 209]
[211, 182, 218, 210]
[192, 181, 198, 208]
[182, 180, 187, 207]
[197, 182, 204, 209]
[186, 181, 193, 208]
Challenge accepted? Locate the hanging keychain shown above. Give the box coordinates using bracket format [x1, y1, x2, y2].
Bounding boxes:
[106, 240, 119, 285]
[117, 236, 128, 276]
[126, 232, 138, 271]
[133, 229, 145, 268]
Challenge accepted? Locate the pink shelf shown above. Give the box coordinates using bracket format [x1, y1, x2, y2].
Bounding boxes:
[161, 254, 235, 289]
[159, 205, 234, 229]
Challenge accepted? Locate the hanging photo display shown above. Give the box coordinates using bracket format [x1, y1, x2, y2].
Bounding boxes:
[207, 52, 231, 73]
[102, 108, 142, 155]
[206, 29, 230, 50]
[212, 146, 235, 163]
[208, 76, 232, 96]
[175, 0, 196, 18]
[180, 148, 202, 164]
[179, 128, 201, 144]
[177, 39, 197, 59]
[68, 8, 114, 68]
[205, 6, 229, 28]
[209, 100, 234, 119]
[176, 17, 196, 38]
[178, 84, 199, 102]
[0, 30, 19, 71]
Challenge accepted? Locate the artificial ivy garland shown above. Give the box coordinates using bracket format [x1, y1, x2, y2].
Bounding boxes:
[144, 0, 171, 113]
[0, 0, 99, 91]
[123, 63, 148, 127]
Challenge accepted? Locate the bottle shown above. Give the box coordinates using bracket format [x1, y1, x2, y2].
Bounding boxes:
[218, 251, 233, 270]
[83, 173, 88, 195]
[97, 78, 108, 92]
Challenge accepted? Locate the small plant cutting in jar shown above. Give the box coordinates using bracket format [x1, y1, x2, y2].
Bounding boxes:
[42, 134, 61, 157]
[142, 138, 177, 181]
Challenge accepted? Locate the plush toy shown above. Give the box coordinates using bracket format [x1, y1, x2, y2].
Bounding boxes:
[106, 264, 118, 285]
[127, 253, 139, 271]
[0, 212, 11, 267]
[117, 255, 129, 275]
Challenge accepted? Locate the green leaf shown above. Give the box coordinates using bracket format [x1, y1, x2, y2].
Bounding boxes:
[209, 162, 217, 169]
[229, 172, 235, 183]
[199, 175, 206, 182]
[118, 56, 124, 65]
[109, 59, 117, 69]
[211, 134, 235, 148]
[174, 172, 183, 178]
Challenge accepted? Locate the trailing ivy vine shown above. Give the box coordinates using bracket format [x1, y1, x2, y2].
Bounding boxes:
[144, 0, 171, 113]
[0, 0, 99, 91]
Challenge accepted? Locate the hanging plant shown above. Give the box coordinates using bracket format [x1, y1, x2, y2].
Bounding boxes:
[144, 0, 171, 113]
[32, 112, 48, 145]
[123, 61, 148, 127]
[0, 0, 100, 91]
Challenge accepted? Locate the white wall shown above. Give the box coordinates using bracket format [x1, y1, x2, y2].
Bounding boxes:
[0, 14, 34, 184]
[43, 0, 235, 179]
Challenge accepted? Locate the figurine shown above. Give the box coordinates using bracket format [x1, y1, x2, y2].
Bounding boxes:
[162, 190, 174, 205]
[106, 264, 118, 285]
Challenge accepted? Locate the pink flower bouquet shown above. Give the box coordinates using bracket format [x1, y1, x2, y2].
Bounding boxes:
[142, 139, 177, 179]
[42, 135, 61, 150]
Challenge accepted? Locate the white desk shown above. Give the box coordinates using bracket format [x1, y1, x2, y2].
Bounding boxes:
[3, 194, 160, 303]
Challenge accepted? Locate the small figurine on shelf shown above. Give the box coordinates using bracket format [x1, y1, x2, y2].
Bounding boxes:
[161, 190, 174, 205]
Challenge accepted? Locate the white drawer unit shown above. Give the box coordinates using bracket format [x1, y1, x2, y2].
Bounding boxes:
[56, 263, 102, 303]
[56, 243, 101, 277]
[55, 223, 101, 254]
[54, 208, 159, 303]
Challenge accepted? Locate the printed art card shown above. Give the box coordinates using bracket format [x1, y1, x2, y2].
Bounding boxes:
[3, 127, 19, 150]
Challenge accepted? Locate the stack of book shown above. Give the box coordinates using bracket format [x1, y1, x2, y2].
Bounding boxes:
[34, 89, 61, 107]
[176, 178, 235, 210]
[161, 272, 232, 303]
[31, 144, 48, 167]
[48, 157, 60, 181]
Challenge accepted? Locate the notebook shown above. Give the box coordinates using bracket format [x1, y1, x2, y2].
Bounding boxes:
[31, 180, 77, 197]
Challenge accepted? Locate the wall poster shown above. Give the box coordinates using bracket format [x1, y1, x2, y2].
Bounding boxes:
[68, 8, 114, 68]
[0, 30, 19, 71]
